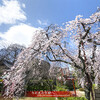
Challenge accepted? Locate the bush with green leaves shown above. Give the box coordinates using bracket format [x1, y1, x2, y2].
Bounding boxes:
[56, 85, 67, 91]
[79, 88, 85, 91]
[66, 97, 87, 100]
[27, 79, 55, 91]
[65, 80, 74, 91]
[56, 85, 67, 100]
[0, 83, 3, 92]
[58, 97, 87, 100]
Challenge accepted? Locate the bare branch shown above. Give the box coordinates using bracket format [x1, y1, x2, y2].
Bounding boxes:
[46, 55, 72, 65]
[81, 23, 91, 39]
[54, 43, 82, 69]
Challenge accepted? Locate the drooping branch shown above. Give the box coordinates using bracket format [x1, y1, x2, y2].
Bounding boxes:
[93, 41, 100, 45]
[81, 23, 91, 39]
[46, 55, 72, 65]
[91, 39, 97, 64]
[55, 43, 74, 61]
[54, 43, 82, 69]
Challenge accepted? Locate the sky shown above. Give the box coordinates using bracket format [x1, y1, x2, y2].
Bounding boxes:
[0, 0, 100, 47]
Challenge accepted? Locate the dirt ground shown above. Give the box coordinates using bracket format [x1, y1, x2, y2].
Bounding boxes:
[76, 90, 85, 97]
[0, 96, 13, 100]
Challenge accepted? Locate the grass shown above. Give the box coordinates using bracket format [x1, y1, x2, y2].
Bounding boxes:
[13, 97, 56, 100]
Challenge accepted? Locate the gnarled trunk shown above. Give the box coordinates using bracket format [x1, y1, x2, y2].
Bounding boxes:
[85, 82, 91, 100]
[85, 73, 95, 100]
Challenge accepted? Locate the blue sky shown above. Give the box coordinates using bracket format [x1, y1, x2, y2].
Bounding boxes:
[22, 0, 100, 27]
[0, 0, 100, 47]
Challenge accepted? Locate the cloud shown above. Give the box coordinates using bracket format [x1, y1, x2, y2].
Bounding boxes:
[0, 0, 26, 25]
[37, 20, 42, 25]
[0, 24, 40, 47]
[22, 3, 25, 8]
[37, 19, 48, 26]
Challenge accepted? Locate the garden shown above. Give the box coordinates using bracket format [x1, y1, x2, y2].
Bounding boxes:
[0, 0, 100, 100]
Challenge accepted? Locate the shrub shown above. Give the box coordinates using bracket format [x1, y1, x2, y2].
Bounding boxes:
[66, 97, 87, 100]
[65, 80, 74, 91]
[56, 86, 67, 91]
[79, 88, 85, 91]
[27, 79, 55, 91]
[58, 97, 87, 100]
[0, 83, 3, 92]
[56, 85, 67, 100]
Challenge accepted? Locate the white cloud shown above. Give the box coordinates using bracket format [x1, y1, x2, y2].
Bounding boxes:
[37, 19, 48, 26]
[0, 0, 26, 25]
[37, 20, 42, 25]
[22, 3, 25, 8]
[0, 24, 40, 47]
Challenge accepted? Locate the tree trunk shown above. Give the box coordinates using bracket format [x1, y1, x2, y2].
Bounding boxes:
[85, 73, 95, 100]
[90, 85, 95, 100]
[85, 84, 94, 100]
[85, 83, 90, 100]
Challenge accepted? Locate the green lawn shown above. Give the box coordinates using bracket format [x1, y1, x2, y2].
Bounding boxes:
[13, 97, 56, 100]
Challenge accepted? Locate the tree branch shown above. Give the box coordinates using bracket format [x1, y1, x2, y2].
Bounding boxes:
[54, 43, 82, 69]
[81, 23, 91, 39]
[46, 55, 72, 65]
[78, 41, 86, 70]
